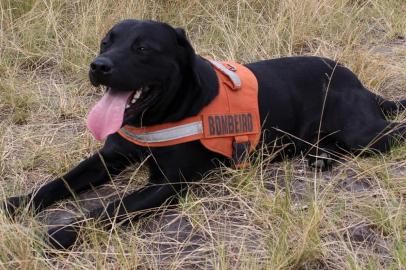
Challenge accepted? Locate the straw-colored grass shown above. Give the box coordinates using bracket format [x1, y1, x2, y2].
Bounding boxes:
[1, 0, 405, 269]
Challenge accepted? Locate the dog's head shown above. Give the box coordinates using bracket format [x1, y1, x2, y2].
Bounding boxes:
[87, 19, 197, 141]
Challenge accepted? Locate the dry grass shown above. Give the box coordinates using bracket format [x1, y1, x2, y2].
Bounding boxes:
[1, 0, 406, 269]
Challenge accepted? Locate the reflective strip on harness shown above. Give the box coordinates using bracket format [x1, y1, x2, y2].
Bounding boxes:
[120, 121, 203, 143]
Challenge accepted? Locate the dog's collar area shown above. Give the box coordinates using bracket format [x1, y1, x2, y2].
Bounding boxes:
[118, 60, 260, 168]
[120, 60, 243, 144]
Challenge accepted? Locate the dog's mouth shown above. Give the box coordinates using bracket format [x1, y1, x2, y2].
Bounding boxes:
[86, 85, 158, 141]
[124, 85, 158, 115]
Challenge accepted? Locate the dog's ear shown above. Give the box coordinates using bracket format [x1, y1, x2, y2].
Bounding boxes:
[174, 27, 195, 62]
[174, 27, 199, 83]
[175, 27, 187, 40]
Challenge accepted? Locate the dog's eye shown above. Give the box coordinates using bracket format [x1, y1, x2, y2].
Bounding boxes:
[101, 32, 114, 48]
[101, 38, 110, 49]
[132, 41, 153, 54]
[136, 46, 147, 52]
[132, 42, 152, 53]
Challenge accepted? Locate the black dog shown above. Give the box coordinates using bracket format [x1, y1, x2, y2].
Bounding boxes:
[3, 19, 406, 249]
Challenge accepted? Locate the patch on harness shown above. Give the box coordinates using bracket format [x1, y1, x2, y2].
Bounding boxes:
[203, 112, 259, 138]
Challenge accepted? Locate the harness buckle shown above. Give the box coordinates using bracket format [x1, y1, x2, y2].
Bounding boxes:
[225, 63, 237, 72]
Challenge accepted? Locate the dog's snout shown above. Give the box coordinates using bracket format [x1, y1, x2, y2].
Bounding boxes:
[90, 57, 113, 75]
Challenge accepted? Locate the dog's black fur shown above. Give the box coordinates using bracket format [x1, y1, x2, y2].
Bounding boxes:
[3, 19, 406, 249]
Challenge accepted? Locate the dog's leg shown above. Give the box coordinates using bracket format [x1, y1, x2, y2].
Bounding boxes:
[306, 135, 343, 170]
[46, 141, 221, 249]
[2, 134, 140, 216]
[337, 121, 406, 153]
[47, 182, 182, 249]
[92, 182, 183, 222]
[307, 147, 338, 171]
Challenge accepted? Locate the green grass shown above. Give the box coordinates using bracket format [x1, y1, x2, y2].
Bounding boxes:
[0, 0, 406, 269]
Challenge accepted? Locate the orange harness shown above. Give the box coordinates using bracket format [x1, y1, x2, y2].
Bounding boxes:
[118, 60, 260, 166]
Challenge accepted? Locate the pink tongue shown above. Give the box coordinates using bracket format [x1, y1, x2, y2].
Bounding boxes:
[87, 89, 133, 141]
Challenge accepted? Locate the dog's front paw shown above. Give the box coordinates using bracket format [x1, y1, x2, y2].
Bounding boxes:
[1, 196, 28, 218]
[47, 221, 82, 250]
[308, 153, 333, 171]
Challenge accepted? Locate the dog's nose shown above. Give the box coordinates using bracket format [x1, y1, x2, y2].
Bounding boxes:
[90, 57, 113, 75]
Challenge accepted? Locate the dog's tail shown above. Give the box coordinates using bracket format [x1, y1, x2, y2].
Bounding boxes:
[378, 96, 406, 116]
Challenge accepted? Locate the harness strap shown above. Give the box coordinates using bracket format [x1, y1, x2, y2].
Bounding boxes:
[119, 115, 204, 147]
[208, 60, 241, 89]
[232, 135, 250, 168]
[120, 120, 203, 143]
